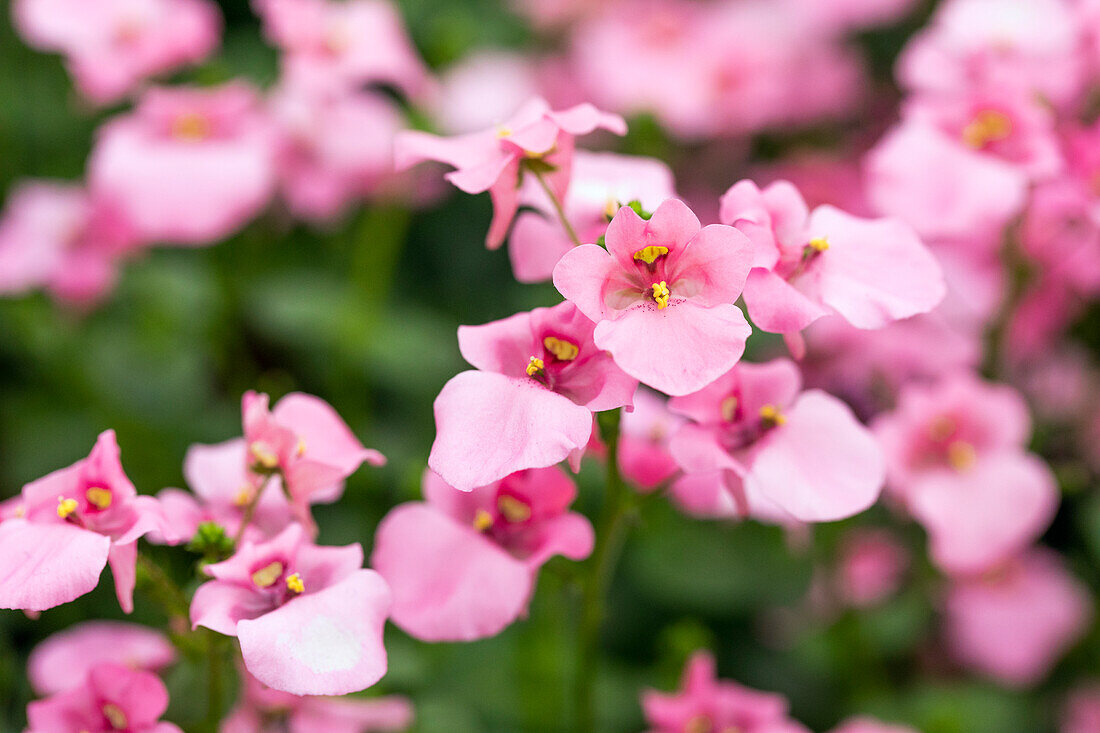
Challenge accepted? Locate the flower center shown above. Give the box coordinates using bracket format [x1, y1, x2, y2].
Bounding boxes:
[651, 281, 671, 309]
[947, 440, 977, 471]
[632, 245, 669, 265]
[172, 112, 210, 142]
[85, 486, 112, 510]
[249, 441, 280, 472]
[961, 110, 1012, 149]
[56, 497, 78, 519]
[759, 404, 787, 427]
[543, 336, 579, 361]
[285, 573, 304, 594]
[497, 494, 532, 523]
[720, 395, 739, 423]
[473, 509, 494, 532]
[102, 703, 128, 729]
[251, 561, 285, 588]
[526, 357, 546, 377]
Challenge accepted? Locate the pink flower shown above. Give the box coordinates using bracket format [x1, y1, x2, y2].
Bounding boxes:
[944, 548, 1092, 687]
[0, 430, 166, 613]
[835, 529, 908, 608]
[1022, 179, 1100, 299]
[618, 388, 686, 491]
[828, 718, 918, 733]
[668, 359, 885, 523]
[720, 179, 945, 345]
[222, 670, 413, 733]
[88, 82, 278, 246]
[642, 651, 810, 733]
[395, 98, 626, 249]
[371, 467, 594, 641]
[269, 84, 406, 222]
[511, 150, 677, 283]
[790, 0, 919, 31]
[0, 181, 138, 304]
[241, 391, 385, 523]
[28, 621, 175, 697]
[154, 439, 295, 545]
[554, 198, 753, 395]
[433, 50, 541, 135]
[190, 523, 391, 695]
[429, 301, 636, 491]
[872, 372, 1058, 574]
[12, 0, 220, 105]
[254, 0, 433, 100]
[26, 663, 181, 733]
[1062, 683, 1100, 733]
[864, 119, 1028, 242]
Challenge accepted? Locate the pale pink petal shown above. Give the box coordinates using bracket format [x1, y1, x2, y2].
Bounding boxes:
[28, 621, 175, 696]
[0, 519, 110, 611]
[552, 243, 620, 322]
[190, 582, 274, 636]
[108, 540, 138, 614]
[742, 268, 830, 334]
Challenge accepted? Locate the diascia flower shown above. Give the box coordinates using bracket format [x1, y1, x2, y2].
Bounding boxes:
[617, 388, 685, 491]
[429, 301, 637, 491]
[371, 467, 594, 641]
[190, 523, 391, 695]
[719, 179, 945, 353]
[12, 0, 220, 105]
[0, 430, 167, 613]
[667, 359, 884, 523]
[88, 82, 278, 246]
[222, 669, 413, 733]
[554, 198, 754, 395]
[641, 651, 810, 733]
[25, 663, 182, 733]
[394, 97, 627, 249]
[28, 621, 176, 697]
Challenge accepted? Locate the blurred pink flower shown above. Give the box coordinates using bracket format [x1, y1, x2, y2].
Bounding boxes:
[88, 83, 278, 246]
[0, 430, 167, 613]
[944, 548, 1092, 687]
[371, 467, 593, 641]
[12, 0, 220, 105]
[191, 523, 391, 695]
[254, 0, 432, 100]
[395, 97, 626, 249]
[829, 718, 919, 733]
[222, 669, 413, 733]
[429, 302, 636, 491]
[789, 0, 919, 31]
[668, 359, 884, 523]
[26, 663, 182, 733]
[433, 50, 541, 135]
[554, 198, 753, 395]
[0, 181, 138, 304]
[28, 621, 175, 697]
[618, 388, 685, 491]
[511, 150, 676, 283]
[835, 529, 909, 608]
[1062, 683, 1100, 733]
[642, 650, 810, 733]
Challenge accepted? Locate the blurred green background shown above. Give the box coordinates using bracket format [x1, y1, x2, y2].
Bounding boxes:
[1, 1, 1097, 731]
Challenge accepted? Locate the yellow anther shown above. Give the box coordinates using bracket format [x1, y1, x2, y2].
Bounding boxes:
[526, 356, 546, 377]
[961, 110, 1013, 149]
[85, 487, 112, 510]
[172, 112, 210, 142]
[473, 509, 494, 532]
[633, 245, 670, 265]
[651, 281, 671, 309]
[685, 716, 712, 733]
[759, 404, 788, 426]
[496, 125, 512, 138]
[603, 198, 620, 219]
[296, 437, 307, 457]
[498, 494, 532, 523]
[720, 395, 739, 423]
[249, 441, 280, 470]
[57, 497, 78, 519]
[928, 415, 956, 442]
[543, 336, 579, 361]
[286, 573, 304, 594]
[947, 440, 977, 471]
[807, 237, 830, 252]
[233, 486, 253, 507]
[102, 703, 128, 730]
[251, 561, 284, 588]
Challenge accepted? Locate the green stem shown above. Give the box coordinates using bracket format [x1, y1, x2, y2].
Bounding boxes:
[576, 409, 632, 732]
[532, 167, 583, 247]
[136, 552, 190, 620]
[204, 632, 226, 732]
[233, 473, 276, 546]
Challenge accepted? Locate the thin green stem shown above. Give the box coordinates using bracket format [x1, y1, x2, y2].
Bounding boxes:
[136, 552, 190, 620]
[204, 632, 226, 732]
[233, 473, 276, 546]
[576, 408, 632, 732]
[532, 167, 583, 247]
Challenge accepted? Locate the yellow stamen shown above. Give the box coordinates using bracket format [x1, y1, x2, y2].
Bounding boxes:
[543, 336, 579, 361]
[759, 404, 787, 426]
[473, 509, 494, 532]
[172, 112, 210, 141]
[496, 126, 512, 138]
[285, 573, 304, 594]
[251, 561, 284, 588]
[249, 441, 280, 471]
[928, 415, 956, 442]
[720, 395, 739, 422]
[57, 497, 78, 519]
[947, 441, 977, 471]
[603, 199, 619, 219]
[233, 487, 253, 507]
[526, 356, 545, 377]
[961, 110, 1013, 149]
[807, 237, 830, 252]
[632, 245, 670, 265]
[498, 494, 532, 523]
[652, 281, 671, 309]
[296, 437, 307, 457]
[102, 703, 128, 730]
[85, 487, 112, 510]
